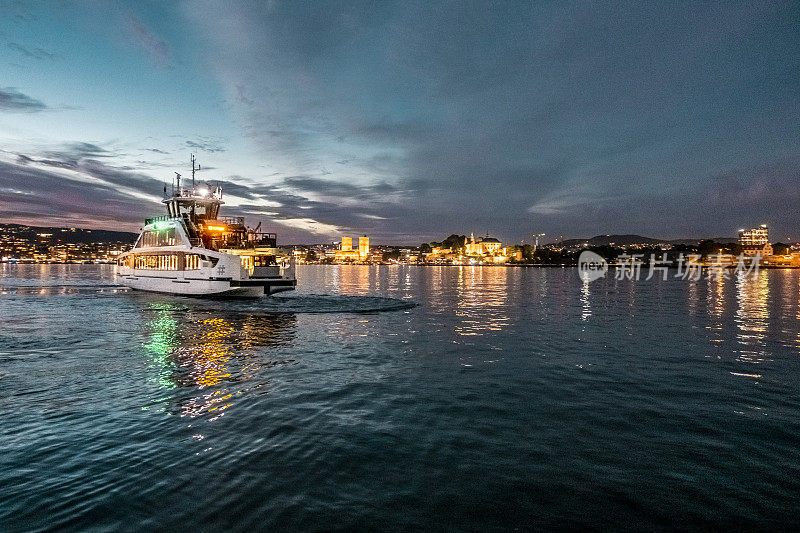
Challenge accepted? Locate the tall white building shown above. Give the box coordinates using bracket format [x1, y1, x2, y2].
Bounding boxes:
[739, 224, 768, 246]
[739, 224, 771, 257]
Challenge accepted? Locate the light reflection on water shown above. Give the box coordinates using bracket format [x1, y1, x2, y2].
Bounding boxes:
[454, 266, 510, 336]
[705, 275, 726, 345]
[735, 271, 770, 364]
[4, 264, 800, 530]
[141, 302, 296, 418]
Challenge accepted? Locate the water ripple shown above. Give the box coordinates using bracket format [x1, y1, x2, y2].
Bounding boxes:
[3, 264, 800, 530]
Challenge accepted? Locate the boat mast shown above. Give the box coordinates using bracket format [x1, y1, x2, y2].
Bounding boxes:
[191, 153, 200, 189]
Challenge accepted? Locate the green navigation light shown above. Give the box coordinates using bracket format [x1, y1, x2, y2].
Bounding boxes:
[153, 221, 173, 231]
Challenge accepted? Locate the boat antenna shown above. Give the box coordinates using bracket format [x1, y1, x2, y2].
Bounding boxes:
[191, 153, 196, 189]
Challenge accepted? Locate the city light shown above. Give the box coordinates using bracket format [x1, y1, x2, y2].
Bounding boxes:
[0, 224, 133, 263]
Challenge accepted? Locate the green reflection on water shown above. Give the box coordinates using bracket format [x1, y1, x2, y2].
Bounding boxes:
[140, 301, 296, 418]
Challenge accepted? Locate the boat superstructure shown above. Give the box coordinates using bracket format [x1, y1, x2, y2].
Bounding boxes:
[117, 156, 296, 297]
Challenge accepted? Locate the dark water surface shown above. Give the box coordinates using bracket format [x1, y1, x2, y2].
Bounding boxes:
[2, 264, 800, 530]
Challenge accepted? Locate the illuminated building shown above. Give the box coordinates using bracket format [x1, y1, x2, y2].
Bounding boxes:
[739, 224, 772, 257]
[423, 233, 508, 264]
[334, 235, 369, 262]
[739, 225, 769, 246]
[464, 234, 505, 262]
[465, 233, 502, 256]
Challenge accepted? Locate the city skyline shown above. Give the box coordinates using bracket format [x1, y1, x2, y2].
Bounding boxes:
[1, 2, 799, 244]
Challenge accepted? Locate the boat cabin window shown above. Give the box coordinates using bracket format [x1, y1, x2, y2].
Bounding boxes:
[185, 254, 200, 270]
[254, 255, 276, 267]
[184, 254, 218, 270]
[133, 254, 179, 270]
[136, 227, 177, 248]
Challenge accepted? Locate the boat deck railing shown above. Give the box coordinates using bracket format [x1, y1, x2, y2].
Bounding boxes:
[220, 216, 245, 226]
[225, 233, 277, 249]
[244, 233, 277, 248]
[145, 215, 176, 225]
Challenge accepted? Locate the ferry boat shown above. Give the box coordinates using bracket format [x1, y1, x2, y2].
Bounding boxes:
[116, 156, 296, 297]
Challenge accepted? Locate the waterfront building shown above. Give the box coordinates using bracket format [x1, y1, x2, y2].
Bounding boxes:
[465, 234, 503, 257]
[334, 235, 370, 262]
[422, 233, 508, 264]
[465, 234, 506, 263]
[739, 225, 772, 257]
[739, 225, 769, 246]
[763, 254, 800, 267]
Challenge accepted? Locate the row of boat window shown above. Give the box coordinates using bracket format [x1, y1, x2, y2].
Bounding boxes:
[119, 253, 210, 270]
[136, 228, 178, 248]
[119, 253, 275, 271]
[136, 254, 179, 270]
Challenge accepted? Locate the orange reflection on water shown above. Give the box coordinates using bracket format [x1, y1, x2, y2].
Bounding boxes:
[704, 274, 727, 344]
[194, 317, 235, 388]
[735, 270, 770, 364]
[331, 265, 418, 301]
[686, 278, 699, 316]
[338, 265, 374, 295]
[707, 273, 726, 318]
[454, 266, 509, 336]
[794, 274, 800, 356]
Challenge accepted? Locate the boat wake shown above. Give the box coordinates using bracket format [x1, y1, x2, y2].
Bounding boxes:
[271, 294, 415, 313]
[135, 293, 416, 314]
[0, 283, 130, 295]
[1, 283, 416, 313]
[206, 293, 416, 314]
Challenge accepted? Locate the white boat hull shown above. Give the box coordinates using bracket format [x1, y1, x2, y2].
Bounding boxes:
[117, 272, 296, 298]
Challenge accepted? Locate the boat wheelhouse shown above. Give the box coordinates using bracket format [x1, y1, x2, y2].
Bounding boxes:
[116, 156, 296, 297]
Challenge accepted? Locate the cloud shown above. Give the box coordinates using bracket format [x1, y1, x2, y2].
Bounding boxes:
[12, 145, 162, 195]
[181, 1, 800, 242]
[8, 42, 55, 60]
[3, 2, 800, 243]
[126, 15, 171, 68]
[33, 142, 114, 167]
[3, 143, 408, 241]
[1, 0, 33, 21]
[0, 159, 160, 231]
[0, 87, 48, 113]
[234, 84, 254, 107]
[186, 139, 226, 153]
[282, 176, 397, 199]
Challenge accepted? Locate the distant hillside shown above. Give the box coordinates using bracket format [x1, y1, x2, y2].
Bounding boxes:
[667, 237, 738, 245]
[553, 234, 739, 248]
[0, 223, 137, 244]
[555, 234, 663, 248]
